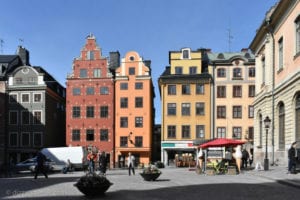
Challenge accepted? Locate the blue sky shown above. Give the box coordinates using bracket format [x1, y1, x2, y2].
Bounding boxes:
[0, 0, 278, 123]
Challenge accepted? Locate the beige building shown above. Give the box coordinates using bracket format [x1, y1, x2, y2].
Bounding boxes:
[208, 50, 255, 148]
[249, 0, 300, 166]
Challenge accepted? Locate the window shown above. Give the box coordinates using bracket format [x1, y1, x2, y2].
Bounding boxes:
[100, 129, 108, 141]
[217, 127, 226, 138]
[248, 105, 254, 118]
[135, 97, 143, 108]
[278, 37, 283, 70]
[21, 132, 30, 147]
[129, 67, 135, 75]
[167, 125, 176, 138]
[33, 132, 42, 147]
[86, 106, 94, 118]
[120, 136, 128, 147]
[182, 125, 190, 138]
[175, 66, 183, 74]
[120, 83, 128, 90]
[87, 51, 94, 60]
[248, 127, 254, 140]
[217, 86, 226, 98]
[100, 106, 108, 118]
[86, 129, 94, 141]
[232, 127, 242, 139]
[9, 94, 18, 103]
[196, 84, 204, 94]
[196, 125, 205, 138]
[189, 66, 197, 74]
[296, 17, 300, 54]
[233, 106, 242, 118]
[80, 69, 87, 78]
[249, 85, 255, 97]
[72, 129, 80, 141]
[248, 67, 255, 77]
[181, 103, 190, 116]
[93, 69, 101, 78]
[182, 49, 190, 59]
[217, 106, 226, 118]
[262, 57, 266, 84]
[233, 68, 242, 78]
[120, 97, 128, 108]
[73, 88, 81, 96]
[135, 117, 143, 127]
[33, 111, 42, 124]
[9, 132, 18, 147]
[100, 87, 109, 95]
[278, 103, 285, 150]
[135, 82, 143, 89]
[86, 87, 94, 95]
[168, 85, 176, 95]
[196, 102, 205, 115]
[9, 111, 18, 125]
[34, 93, 42, 102]
[120, 117, 128, 128]
[21, 93, 30, 103]
[135, 136, 143, 147]
[182, 84, 190, 95]
[217, 68, 226, 77]
[21, 111, 30, 124]
[72, 106, 80, 118]
[167, 103, 176, 115]
[15, 77, 22, 84]
[233, 85, 242, 97]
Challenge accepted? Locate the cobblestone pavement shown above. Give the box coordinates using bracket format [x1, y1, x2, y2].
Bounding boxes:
[0, 166, 299, 200]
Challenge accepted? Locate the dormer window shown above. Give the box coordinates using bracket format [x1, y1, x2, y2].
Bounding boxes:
[181, 48, 190, 59]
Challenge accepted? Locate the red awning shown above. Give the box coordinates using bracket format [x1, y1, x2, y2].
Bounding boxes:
[200, 138, 245, 149]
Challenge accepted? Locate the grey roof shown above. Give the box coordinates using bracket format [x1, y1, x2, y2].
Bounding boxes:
[207, 52, 255, 64]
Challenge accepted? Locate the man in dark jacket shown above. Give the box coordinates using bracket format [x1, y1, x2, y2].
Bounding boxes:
[288, 142, 297, 174]
[34, 151, 48, 179]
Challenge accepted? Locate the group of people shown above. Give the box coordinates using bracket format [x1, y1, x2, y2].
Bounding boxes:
[86, 150, 108, 175]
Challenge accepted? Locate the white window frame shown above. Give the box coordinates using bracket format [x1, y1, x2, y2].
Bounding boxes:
[9, 93, 18, 103]
[33, 132, 43, 147]
[33, 110, 43, 124]
[21, 93, 30, 103]
[21, 132, 30, 147]
[9, 132, 18, 147]
[9, 111, 18, 125]
[181, 48, 191, 59]
[21, 110, 30, 125]
[33, 92, 42, 103]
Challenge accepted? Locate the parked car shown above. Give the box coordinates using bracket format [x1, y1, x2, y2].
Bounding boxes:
[15, 157, 56, 173]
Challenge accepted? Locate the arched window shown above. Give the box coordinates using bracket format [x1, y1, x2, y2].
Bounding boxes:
[259, 114, 263, 147]
[278, 102, 285, 150]
[295, 94, 300, 141]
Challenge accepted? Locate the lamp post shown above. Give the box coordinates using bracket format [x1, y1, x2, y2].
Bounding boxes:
[264, 116, 271, 170]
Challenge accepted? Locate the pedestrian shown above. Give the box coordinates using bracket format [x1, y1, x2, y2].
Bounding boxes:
[34, 151, 48, 179]
[127, 152, 135, 175]
[242, 149, 249, 169]
[249, 149, 254, 167]
[99, 151, 107, 175]
[197, 148, 204, 170]
[234, 145, 242, 174]
[288, 142, 297, 174]
[87, 150, 97, 174]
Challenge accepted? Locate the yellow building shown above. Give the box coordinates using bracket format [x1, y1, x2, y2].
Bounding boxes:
[158, 48, 212, 167]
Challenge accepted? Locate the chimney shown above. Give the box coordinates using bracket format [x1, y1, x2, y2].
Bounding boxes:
[109, 51, 120, 70]
[241, 48, 249, 53]
[17, 46, 30, 65]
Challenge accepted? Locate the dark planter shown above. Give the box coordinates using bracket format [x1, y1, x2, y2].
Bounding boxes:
[74, 174, 113, 197]
[140, 172, 161, 181]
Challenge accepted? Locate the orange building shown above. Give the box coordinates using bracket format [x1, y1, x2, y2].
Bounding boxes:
[66, 34, 115, 167]
[114, 51, 154, 167]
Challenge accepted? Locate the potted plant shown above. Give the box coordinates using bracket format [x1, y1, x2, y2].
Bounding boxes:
[74, 173, 113, 197]
[139, 164, 161, 181]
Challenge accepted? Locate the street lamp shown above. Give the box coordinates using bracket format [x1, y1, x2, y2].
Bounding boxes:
[264, 116, 271, 170]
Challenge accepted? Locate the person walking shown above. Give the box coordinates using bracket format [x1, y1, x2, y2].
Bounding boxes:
[242, 149, 249, 169]
[98, 151, 107, 175]
[127, 152, 135, 175]
[87, 151, 97, 174]
[288, 142, 297, 174]
[34, 151, 48, 179]
[234, 145, 242, 174]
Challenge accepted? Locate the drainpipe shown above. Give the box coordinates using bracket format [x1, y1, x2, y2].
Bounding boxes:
[212, 62, 216, 139]
[266, 19, 275, 166]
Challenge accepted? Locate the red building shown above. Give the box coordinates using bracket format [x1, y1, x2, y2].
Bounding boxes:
[66, 34, 115, 167]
